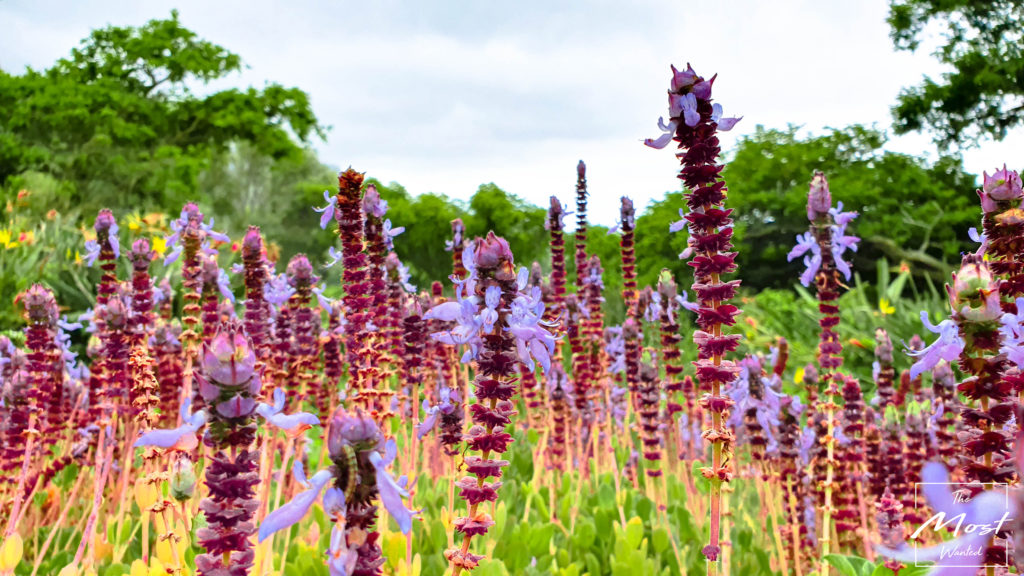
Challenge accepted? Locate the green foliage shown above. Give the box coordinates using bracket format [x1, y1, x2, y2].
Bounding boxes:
[739, 257, 947, 399]
[722, 124, 976, 290]
[0, 10, 326, 216]
[887, 0, 1024, 148]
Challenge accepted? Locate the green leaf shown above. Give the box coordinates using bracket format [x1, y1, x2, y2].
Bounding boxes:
[651, 527, 670, 554]
[623, 517, 644, 551]
[573, 517, 597, 550]
[824, 553, 858, 576]
[691, 461, 710, 494]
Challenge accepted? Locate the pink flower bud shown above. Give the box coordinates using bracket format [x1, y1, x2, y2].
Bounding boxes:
[473, 232, 514, 270]
[948, 255, 1001, 322]
[982, 165, 1023, 203]
[94, 209, 116, 234]
[286, 254, 316, 287]
[242, 226, 263, 259]
[807, 171, 832, 221]
[362, 184, 387, 218]
[328, 407, 381, 457]
[202, 322, 256, 386]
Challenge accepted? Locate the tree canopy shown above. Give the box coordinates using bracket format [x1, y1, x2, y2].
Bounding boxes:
[0, 10, 326, 216]
[720, 124, 977, 289]
[888, 0, 1024, 149]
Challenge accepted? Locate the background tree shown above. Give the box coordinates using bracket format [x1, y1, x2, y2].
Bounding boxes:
[721, 124, 977, 290]
[0, 10, 326, 216]
[888, 0, 1024, 149]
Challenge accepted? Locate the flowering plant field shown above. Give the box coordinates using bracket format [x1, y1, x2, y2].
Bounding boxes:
[1, 59, 1022, 576]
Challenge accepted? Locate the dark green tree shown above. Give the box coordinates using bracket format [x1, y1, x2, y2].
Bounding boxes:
[721, 125, 977, 289]
[0, 10, 325, 215]
[888, 0, 1024, 148]
[465, 183, 549, 271]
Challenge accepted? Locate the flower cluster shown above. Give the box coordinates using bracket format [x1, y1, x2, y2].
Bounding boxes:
[787, 171, 860, 565]
[787, 174, 859, 288]
[427, 233, 554, 573]
[656, 273, 688, 459]
[333, 169, 374, 411]
[646, 62, 742, 564]
[240, 227, 271, 360]
[259, 407, 413, 576]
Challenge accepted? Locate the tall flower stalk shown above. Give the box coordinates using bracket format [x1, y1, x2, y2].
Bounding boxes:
[426, 233, 554, 574]
[165, 203, 227, 420]
[286, 255, 320, 408]
[911, 254, 1012, 566]
[646, 62, 742, 571]
[787, 172, 859, 570]
[241, 227, 271, 361]
[362, 185, 401, 414]
[194, 320, 262, 576]
[657, 272, 686, 461]
[128, 239, 156, 349]
[334, 169, 373, 411]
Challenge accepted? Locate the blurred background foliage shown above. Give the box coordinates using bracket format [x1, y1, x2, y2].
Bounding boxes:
[0, 10, 988, 380]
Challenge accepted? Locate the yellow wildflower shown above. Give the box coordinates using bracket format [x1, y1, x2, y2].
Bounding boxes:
[0, 229, 16, 249]
[878, 298, 895, 316]
[0, 532, 23, 571]
[794, 366, 805, 385]
[151, 236, 167, 256]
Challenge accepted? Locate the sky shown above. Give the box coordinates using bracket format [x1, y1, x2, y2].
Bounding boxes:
[3, 0, 1022, 227]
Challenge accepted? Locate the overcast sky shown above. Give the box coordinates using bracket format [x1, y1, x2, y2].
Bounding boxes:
[3, 0, 1021, 226]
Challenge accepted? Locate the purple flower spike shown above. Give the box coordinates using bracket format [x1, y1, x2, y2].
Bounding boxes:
[877, 462, 1014, 573]
[907, 311, 965, 380]
[215, 395, 257, 419]
[369, 438, 415, 534]
[256, 388, 321, 433]
[981, 164, 1024, 202]
[710, 103, 741, 131]
[216, 268, 235, 303]
[264, 273, 295, 307]
[315, 190, 338, 230]
[134, 398, 207, 449]
[418, 399, 440, 439]
[258, 468, 333, 542]
[83, 240, 101, 267]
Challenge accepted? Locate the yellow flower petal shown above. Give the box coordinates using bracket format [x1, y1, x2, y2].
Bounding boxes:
[131, 559, 148, 576]
[91, 532, 112, 562]
[57, 565, 79, 576]
[151, 236, 167, 256]
[794, 366, 805, 385]
[134, 481, 159, 512]
[0, 532, 23, 571]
